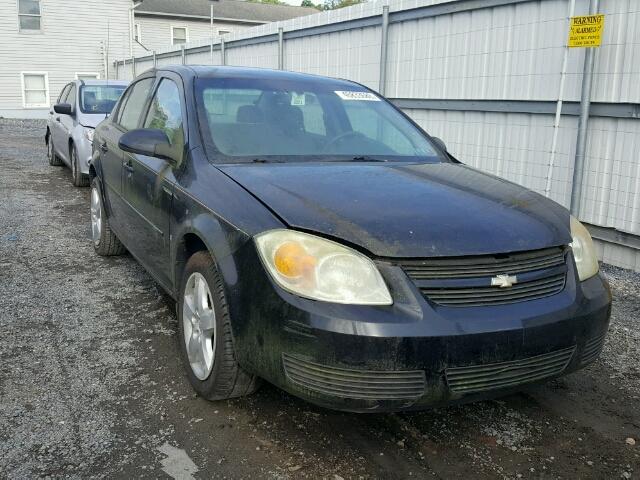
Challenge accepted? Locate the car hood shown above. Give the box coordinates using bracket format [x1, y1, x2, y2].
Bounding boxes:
[219, 162, 571, 258]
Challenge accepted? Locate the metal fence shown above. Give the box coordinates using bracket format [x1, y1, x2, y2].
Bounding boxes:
[113, 0, 640, 271]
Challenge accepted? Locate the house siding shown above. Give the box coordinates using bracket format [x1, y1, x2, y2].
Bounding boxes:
[0, 0, 131, 118]
[133, 14, 249, 57]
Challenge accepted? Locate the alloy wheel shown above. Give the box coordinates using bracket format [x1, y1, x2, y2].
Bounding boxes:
[182, 272, 216, 380]
[90, 186, 102, 244]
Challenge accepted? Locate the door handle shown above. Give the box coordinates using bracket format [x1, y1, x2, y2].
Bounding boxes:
[100, 142, 108, 153]
[123, 160, 134, 173]
[55, 117, 60, 122]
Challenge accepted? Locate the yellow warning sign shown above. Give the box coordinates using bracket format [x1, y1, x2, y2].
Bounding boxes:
[568, 14, 605, 47]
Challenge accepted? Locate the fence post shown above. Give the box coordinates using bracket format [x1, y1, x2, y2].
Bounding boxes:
[570, 0, 599, 215]
[545, 0, 575, 198]
[152, 51, 157, 68]
[278, 27, 284, 70]
[221, 38, 226, 65]
[131, 57, 136, 78]
[379, 5, 390, 95]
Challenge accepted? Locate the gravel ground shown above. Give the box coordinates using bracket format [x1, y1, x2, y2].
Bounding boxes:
[0, 118, 638, 479]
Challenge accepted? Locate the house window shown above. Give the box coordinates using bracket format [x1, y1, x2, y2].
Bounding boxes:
[76, 72, 100, 80]
[134, 23, 141, 43]
[218, 30, 230, 36]
[21, 72, 49, 108]
[171, 26, 188, 45]
[18, 0, 41, 31]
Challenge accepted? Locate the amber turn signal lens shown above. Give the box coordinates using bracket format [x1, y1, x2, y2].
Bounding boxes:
[274, 241, 317, 278]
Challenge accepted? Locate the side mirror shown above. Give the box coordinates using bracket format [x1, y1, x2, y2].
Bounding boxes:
[119, 128, 178, 163]
[431, 136, 447, 152]
[53, 103, 73, 115]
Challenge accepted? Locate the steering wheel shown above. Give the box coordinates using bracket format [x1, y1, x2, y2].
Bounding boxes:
[322, 131, 365, 152]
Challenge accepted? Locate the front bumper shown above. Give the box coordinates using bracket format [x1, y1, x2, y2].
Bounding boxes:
[230, 245, 612, 412]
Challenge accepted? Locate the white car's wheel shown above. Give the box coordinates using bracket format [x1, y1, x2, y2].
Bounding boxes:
[71, 145, 89, 187]
[47, 135, 62, 166]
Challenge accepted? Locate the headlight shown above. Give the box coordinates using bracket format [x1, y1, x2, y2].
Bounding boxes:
[570, 216, 599, 281]
[84, 128, 94, 142]
[254, 229, 392, 305]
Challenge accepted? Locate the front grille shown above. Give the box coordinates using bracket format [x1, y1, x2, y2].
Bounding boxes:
[421, 273, 566, 307]
[581, 331, 607, 365]
[399, 247, 566, 280]
[396, 247, 568, 307]
[445, 346, 575, 394]
[282, 353, 426, 400]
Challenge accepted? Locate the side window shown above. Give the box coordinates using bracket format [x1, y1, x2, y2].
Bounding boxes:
[144, 79, 184, 150]
[117, 78, 154, 131]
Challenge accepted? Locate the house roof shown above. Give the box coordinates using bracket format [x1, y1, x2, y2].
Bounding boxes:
[134, 0, 318, 24]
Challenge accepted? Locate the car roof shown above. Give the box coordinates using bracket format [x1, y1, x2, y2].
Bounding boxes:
[149, 65, 362, 89]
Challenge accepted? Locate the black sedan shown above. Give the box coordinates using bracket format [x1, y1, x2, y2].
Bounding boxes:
[89, 66, 611, 412]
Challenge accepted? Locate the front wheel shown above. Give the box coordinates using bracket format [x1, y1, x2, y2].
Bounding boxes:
[178, 251, 260, 400]
[71, 145, 89, 187]
[90, 177, 125, 256]
[47, 135, 62, 166]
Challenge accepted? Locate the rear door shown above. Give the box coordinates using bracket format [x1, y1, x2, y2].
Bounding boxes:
[97, 77, 155, 235]
[121, 74, 186, 288]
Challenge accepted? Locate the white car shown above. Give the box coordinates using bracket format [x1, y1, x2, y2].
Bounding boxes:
[46, 79, 128, 186]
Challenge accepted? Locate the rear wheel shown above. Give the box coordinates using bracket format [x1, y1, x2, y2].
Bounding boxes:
[47, 135, 62, 166]
[91, 177, 125, 256]
[178, 251, 260, 400]
[71, 145, 89, 187]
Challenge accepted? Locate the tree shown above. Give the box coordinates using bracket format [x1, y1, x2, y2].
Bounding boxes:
[323, 0, 364, 9]
[301, 0, 321, 8]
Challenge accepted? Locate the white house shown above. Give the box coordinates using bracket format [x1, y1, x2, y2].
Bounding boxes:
[132, 0, 317, 56]
[0, 0, 316, 119]
[0, 0, 131, 118]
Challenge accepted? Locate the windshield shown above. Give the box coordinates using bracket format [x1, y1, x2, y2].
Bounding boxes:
[195, 77, 444, 163]
[79, 85, 126, 114]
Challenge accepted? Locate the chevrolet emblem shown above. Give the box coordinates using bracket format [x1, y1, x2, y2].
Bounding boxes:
[491, 274, 518, 288]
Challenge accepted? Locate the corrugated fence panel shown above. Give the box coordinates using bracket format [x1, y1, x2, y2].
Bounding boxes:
[592, 0, 640, 103]
[285, 27, 381, 89]
[405, 109, 578, 207]
[227, 42, 279, 69]
[580, 118, 640, 234]
[386, 0, 584, 101]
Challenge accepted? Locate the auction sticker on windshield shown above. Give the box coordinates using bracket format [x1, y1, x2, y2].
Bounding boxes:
[335, 91, 380, 101]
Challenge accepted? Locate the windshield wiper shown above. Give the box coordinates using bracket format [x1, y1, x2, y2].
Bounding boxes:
[251, 158, 281, 163]
[350, 156, 388, 162]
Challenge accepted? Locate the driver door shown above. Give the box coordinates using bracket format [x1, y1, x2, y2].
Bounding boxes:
[121, 75, 185, 289]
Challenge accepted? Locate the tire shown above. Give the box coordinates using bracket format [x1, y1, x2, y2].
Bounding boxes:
[178, 251, 260, 401]
[90, 177, 126, 256]
[71, 144, 89, 187]
[47, 134, 62, 166]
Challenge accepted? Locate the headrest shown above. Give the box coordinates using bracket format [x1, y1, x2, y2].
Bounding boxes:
[236, 105, 264, 123]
